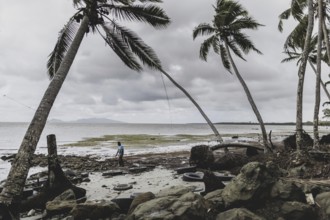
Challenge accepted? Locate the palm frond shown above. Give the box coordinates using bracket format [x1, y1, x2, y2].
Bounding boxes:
[226, 38, 245, 61]
[102, 25, 142, 71]
[199, 35, 217, 61]
[278, 8, 291, 32]
[220, 43, 231, 73]
[192, 23, 215, 40]
[231, 32, 262, 55]
[107, 21, 162, 69]
[104, 4, 170, 29]
[230, 17, 263, 31]
[283, 15, 308, 51]
[47, 16, 78, 79]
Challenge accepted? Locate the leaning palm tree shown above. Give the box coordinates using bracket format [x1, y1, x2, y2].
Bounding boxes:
[0, 0, 171, 214]
[192, 0, 271, 152]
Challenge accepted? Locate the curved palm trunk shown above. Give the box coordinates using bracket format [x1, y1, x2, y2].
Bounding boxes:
[224, 42, 271, 153]
[0, 16, 89, 210]
[159, 68, 223, 143]
[296, 0, 314, 151]
[313, 0, 324, 149]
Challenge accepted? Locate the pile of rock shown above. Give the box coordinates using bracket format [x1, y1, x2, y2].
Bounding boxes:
[32, 161, 330, 219]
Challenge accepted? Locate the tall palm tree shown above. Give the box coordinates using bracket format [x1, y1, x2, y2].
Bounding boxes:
[282, 36, 329, 101]
[278, 0, 330, 150]
[192, 0, 271, 152]
[313, 0, 324, 148]
[0, 0, 171, 213]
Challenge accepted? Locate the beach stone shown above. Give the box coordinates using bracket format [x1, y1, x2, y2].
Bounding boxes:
[70, 200, 120, 219]
[46, 200, 77, 216]
[280, 201, 315, 220]
[270, 179, 306, 202]
[128, 192, 208, 220]
[204, 189, 225, 216]
[315, 192, 330, 218]
[128, 192, 155, 214]
[221, 162, 278, 208]
[216, 208, 265, 220]
[53, 189, 76, 201]
[156, 185, 195, 197]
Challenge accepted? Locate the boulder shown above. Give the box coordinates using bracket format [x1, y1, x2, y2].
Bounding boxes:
[189, 145, 214, 168]
[315, 192, 330, 218]
[45, 189, 78, 216]
[216, 208, 265, 220]
[156, 185, 195, 198]
[128, 192, 208, 220]
[270, 179, 306, 202]
[46, 200, 77, 216]
[69, 200, 120, 220]
[221, 162, 278, 208]
[280, 201, 315, 220]
[204, 189, 225, 217]
[128, 192, 155, 214]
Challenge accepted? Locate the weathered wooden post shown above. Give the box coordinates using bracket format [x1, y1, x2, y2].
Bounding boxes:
[47, 134, 57, 188]
[46, 134, 71, 188]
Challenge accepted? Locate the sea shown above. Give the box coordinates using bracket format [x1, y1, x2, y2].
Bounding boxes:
[0, 122, 329, 181]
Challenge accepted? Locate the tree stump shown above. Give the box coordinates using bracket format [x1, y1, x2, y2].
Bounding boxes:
[21, 134, 86, 212]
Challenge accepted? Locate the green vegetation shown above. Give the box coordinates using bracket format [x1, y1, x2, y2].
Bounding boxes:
[64, 134, 217, 148]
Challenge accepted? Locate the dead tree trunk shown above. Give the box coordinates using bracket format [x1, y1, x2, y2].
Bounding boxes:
[21, 134, 85, 212]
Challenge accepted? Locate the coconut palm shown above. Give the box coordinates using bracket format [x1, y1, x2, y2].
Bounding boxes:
[0, 0, 171, 213]
[282, 36, 329, 101]
[278, 0, 330, 149]
[192, 0, 271, 152]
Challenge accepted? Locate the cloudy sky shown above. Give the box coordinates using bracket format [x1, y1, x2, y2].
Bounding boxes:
[0, 0, 327, 124]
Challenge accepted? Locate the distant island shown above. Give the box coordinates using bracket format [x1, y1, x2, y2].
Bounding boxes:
[48, 118, 124, 124]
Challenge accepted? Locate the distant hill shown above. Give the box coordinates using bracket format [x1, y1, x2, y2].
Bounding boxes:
[49, 118, 124, 124]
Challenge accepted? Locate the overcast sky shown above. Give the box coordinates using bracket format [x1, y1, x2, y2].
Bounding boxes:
[0, 0, 327, 124]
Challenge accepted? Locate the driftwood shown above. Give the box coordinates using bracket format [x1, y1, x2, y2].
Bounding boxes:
[211, 143, 264, 152]
[21, 134, 86, 212]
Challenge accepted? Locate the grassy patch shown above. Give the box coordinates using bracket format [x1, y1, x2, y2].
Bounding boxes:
[63, 134, 216, 148]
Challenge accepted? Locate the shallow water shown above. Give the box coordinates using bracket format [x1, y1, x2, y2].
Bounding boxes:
[0, 122, 329, 181]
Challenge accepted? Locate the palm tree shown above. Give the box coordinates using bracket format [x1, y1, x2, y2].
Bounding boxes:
[278, 0, 330, 148]
[192, 0, 271, 152]
[0, 0, 171, 213]
[313, 0, 324, 148]
[282, 36, 329, 101]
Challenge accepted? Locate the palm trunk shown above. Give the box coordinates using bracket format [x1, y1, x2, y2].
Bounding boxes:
[159, 68, 223, 143]
[224, 42, 271, 153]
[0, 16, 89, 210]
[313, 0, 323, 149]
[296, 0, 314, 151]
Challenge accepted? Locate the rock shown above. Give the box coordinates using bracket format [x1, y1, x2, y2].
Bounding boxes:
[53, 189, 76, 201]
[315, 192, 330, 218]
[156, 185, 195, 198]
[216, 208, 265, 220]
[128, 192, 155, 214]
[280, 201, 315, 220]
[70, 200, 120, 220]
[128, 192, 208, 220]
[189, 145, 214, 168]
[204, 189, 225, 217]
[46, 200, 77, 216]
[270, 179, 306, 202]
[202, 170, 225, 195]
[221, 162, 278, 208]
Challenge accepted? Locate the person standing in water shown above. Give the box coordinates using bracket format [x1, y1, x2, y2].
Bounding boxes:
[115, 141, 124, 166]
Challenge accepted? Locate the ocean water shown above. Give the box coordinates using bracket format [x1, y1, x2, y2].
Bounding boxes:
[0, 122, 329, 181]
